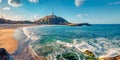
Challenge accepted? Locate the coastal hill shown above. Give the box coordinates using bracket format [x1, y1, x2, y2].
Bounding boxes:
[0, 12, 91, 26]
[34, 12, 69, 25]
[34, 12, 91, 26]
[0, 18, 11, 24]
[0, 18, 33, 24]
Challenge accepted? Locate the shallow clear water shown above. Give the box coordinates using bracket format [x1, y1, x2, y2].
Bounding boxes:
[15, 24, 120, 59]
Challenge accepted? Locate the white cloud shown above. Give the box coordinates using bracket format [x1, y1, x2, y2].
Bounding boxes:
[0, 14, 27, 21]
[75, 0, 85, 7]
[14, 15, 25, 20]
[109, 1, 120, 5]
[77, 14, 82, 18]
[85, 14, 88, 16]
[0, 0, 2, 3]
[33, 14, 40, 20]
[28, 0, 39, 3]
[77, 14, 88, 18]
[8, 0, 22, 7]
[3, 7, 10, 10]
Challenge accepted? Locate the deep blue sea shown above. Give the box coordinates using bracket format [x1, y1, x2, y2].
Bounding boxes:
[14, 24, 120, 59]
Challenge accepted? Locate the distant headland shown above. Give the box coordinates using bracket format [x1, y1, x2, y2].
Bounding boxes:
[0, 12, 91, 26]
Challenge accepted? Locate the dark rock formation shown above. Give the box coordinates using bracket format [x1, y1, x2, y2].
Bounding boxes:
[0, 18, 12, 24]
[67, 23, 91, 26]
[0, 18, 33, 24]
[83, 50, 97, 60]
[60, 52, 78, 60]
[0, 48, 14, 60]
[83, 50, 95, 57]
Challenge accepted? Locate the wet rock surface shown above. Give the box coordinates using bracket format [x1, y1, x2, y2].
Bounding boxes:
[0, 48, 14, 60]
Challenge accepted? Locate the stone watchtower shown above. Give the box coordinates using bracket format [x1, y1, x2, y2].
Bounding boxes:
[51, 12, 55, 18]
[52, 12, 54, 15]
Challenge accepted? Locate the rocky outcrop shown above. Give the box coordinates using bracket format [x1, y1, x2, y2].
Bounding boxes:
[0, 18, 12, 24]
[57, 52, 79, 60]
[67, 23, 91, 26]
[83, 50, 95, 57]
[83, 50, 97, 60]
[34, 15, 69, 25]
[34, 14, 92, 26]
[0, 48, 14, 60]
[83, 50, 120, 60]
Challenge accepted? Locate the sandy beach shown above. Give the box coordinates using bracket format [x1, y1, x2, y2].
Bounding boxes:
[0, 28, 18, 54]
[0, 24, 37, 54]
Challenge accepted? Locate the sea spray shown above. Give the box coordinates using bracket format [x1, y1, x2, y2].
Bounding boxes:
[13, 25, 120, 60]
[12, 27, 41, 60]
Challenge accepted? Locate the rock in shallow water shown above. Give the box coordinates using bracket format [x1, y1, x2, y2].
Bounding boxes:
[83, 50, 95, 57]
[83, 50, 97, 60]
[0, 48, 14, 60]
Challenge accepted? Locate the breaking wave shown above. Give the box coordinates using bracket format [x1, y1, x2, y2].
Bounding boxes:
[13, 25, 120, 60]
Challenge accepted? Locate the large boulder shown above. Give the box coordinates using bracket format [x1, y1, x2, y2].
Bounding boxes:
[0, 48, 14, 60]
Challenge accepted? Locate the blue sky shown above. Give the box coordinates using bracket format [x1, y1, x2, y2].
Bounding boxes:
[0, 0, 120, 24]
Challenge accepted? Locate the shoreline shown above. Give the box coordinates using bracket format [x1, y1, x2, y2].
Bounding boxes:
[0, 24, 38, 54]
[0, 28, 18, 54]
[0, 24, 119, 60]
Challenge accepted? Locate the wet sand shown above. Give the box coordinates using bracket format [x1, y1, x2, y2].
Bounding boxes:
[0, 24, 42, 60]
[0, 24, 37, 54]
[0, 28, 18, 54]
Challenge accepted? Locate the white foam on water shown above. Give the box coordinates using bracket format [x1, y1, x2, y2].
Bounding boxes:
[22, 27, 40, 43]
[55, 38, 120, 58]
[13, 26, 120, 59]
[13, 27, 42, 59]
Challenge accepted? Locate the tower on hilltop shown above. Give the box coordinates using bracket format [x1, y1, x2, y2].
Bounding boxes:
[52, 12, 54, 15]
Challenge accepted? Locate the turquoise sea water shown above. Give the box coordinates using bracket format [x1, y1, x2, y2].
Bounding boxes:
[14, 24, 120, 59]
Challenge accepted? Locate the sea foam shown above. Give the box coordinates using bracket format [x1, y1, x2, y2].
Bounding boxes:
[13, 25, 120, 59]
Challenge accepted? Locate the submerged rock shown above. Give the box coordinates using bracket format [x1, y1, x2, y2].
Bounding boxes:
[56, 51, 87, 60]
[83, 50, 95, 57]
[83, 50, 97, 60]
[56, 52, 79, 60]
[35, 46, 57, 56]
[62, 52, 78, 60]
